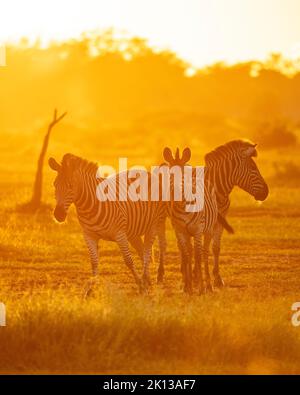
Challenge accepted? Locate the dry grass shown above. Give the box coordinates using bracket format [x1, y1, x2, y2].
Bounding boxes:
[1, 290, 300, 374]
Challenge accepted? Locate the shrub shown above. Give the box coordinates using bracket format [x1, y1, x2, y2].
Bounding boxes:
[255, 121, 297, 149]
[273, 161, 300, 186]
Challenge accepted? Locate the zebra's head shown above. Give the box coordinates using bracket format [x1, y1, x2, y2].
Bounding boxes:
[162, 146, 194, 203]
[48, 154, 76, 222]
[237, 143, 269, 201]
[205, 140, 269, 201]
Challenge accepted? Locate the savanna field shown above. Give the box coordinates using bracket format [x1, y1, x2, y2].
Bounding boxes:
[1, 33, 300, 374]
[0, 122, 300, 374]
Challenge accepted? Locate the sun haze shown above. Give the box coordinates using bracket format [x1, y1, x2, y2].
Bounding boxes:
[1, 0, 300, 378]
[1, 0, 300, 67]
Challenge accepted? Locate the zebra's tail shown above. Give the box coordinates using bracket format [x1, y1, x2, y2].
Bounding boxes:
[217, 213, 234, 234]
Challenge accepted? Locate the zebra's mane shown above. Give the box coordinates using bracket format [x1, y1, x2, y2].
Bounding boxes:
[62, 153, 98, 175]
[204, 139, 256, 165]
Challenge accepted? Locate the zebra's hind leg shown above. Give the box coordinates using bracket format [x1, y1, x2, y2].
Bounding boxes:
[176, 231, 193, 294]
[212, 226, 224, 288]
[194, 234, 204, 294]
[116, 233, 143, 292]
[157, 221, 167, 284]
[203, 232, 213, 292]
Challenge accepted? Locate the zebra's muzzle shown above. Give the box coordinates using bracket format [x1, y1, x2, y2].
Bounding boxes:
[54, 205, 67, 222]
[254, 184, 269, 201]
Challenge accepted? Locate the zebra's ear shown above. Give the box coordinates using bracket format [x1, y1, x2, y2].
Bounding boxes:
[62, 153, 76, 173]
[163, 147, 174, 165]
[61, 154, 76, 177]
[48, 157, 61, 172]
[181, 147, 191, 164]
[243, 144, 257, 157]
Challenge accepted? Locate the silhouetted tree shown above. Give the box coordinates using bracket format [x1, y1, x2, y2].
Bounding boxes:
[19, 109, 67, 213]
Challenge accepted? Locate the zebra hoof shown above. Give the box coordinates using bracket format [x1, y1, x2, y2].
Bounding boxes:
[205, 283, 214, 293]
[183, 284, 193, 295]
[140, 276, 151, 293]
[198, 278, 204, 294]
[157, 269, 164, 283]
[83, 288, 92, 298]
[83, 278, 98, 298]
[138, 283, 146, 294]
[193, 274, 200, 287]
[157, 272, 164, 284]
[214, 276, 225, 288]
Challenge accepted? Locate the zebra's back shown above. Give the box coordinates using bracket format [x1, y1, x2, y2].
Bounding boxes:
[76, 170, 167, 241]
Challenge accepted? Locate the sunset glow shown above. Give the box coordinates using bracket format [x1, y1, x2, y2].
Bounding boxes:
[2, 0, 300, 66]
[1, 0, 300, 378]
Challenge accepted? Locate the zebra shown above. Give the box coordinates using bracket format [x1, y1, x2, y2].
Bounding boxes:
[202, 139, 268, 288]
[157, 140, 269, 290]
[48, 153, 167, 293]
[159, 147, 234, 294]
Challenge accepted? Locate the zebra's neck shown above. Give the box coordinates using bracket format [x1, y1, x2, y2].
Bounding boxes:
[205, 164, 232, 214]
[73, 169, 101, 213]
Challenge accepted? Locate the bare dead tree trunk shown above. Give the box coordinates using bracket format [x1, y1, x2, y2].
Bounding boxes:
[21, 109, 67, 213]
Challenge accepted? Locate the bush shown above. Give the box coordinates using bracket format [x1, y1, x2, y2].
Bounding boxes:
[255, 121, 297, 149]
[273, 161, 300, 186]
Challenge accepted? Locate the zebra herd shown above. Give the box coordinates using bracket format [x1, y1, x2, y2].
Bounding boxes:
[49, 139, 269, 294]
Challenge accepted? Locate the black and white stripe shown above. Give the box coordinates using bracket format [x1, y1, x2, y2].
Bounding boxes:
[203, 139, 268, 288]
[49, 154, 166, 292]
[156, 140, 268, 292]
[158, 147, 232, 294]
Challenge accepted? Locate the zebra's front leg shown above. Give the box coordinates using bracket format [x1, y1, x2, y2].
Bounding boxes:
[203, 232, 213, 292]
[83, 233, 99, 297]
[116, 233, 143, 292]
[130, 236, 144, 262]
[212, 225, 224, 288]
[130, 235, 155, 270]
[157, 221, 167, 284]
[194, 234, 204, 294]
[176, 231, 193, 294]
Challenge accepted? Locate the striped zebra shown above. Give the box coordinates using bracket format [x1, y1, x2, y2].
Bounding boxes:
[202, 139, 268, 288]
[157, 140, 269, 290]
[159, 147, 234, 294]
[48, 153, 166, 293]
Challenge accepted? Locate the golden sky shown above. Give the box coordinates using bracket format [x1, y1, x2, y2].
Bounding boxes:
[1, 0, 300, 67]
